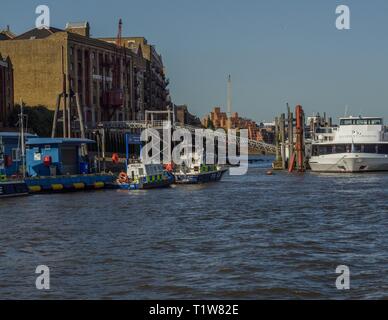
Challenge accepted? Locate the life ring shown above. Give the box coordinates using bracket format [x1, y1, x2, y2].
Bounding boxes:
[118, 172, 128, 183]
[112, 153, 119, 164]
[164, 163, 174, 172]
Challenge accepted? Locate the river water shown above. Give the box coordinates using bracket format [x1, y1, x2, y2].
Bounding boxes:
[0, 156, 387, 299]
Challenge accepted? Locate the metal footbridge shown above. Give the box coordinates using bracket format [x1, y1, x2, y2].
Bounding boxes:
[96, 120, 276, 154]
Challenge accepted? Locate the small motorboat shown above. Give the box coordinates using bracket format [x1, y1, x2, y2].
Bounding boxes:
[172, 152, 228, 184]
[116, 160, 174, 190]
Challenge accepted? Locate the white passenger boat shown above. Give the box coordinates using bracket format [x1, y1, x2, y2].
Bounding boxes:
[309, 116, 388, 173]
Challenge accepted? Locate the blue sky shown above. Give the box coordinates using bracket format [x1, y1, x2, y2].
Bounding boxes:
[1, 0, 388, 123]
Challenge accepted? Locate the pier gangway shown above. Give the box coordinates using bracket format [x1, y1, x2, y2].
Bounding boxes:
[96, 120, 277, 154]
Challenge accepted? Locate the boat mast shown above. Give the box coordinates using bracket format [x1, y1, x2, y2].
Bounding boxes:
[19, 100, 26, 178]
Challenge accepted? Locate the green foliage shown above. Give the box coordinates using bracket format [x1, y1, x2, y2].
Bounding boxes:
[206, 116, 215, 130]
[7, 105, 54, 137]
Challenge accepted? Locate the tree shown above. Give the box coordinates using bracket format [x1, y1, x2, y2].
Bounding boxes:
[206, 116, 215, 130]
[7, 105, 54, 137]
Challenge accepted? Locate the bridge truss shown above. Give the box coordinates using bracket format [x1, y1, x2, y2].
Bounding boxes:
[97, 120, 277, 155]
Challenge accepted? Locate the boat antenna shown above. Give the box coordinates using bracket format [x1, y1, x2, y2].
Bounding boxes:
[344, 105, 349, 117]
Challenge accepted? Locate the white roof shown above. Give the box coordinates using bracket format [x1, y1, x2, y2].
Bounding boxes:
[339, 116, 382, 120]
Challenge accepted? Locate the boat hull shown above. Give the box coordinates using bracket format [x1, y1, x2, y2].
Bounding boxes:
[309, 153, 388, 173]
[173, 169, 228, 184]
[0, 181, 30, 198]
[118, 179, 173, 190]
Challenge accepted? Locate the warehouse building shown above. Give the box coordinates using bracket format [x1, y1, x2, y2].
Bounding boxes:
[0, 22, 170, 127]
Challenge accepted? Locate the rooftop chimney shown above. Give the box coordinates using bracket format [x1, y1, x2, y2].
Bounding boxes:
[65, 22, 90, 38]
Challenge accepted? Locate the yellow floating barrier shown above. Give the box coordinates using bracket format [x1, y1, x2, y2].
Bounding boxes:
[29, 185, 42, 193]
[52, 184, 64, 191]
[94, 182, 105, 189]
[73, 183, 85, 190]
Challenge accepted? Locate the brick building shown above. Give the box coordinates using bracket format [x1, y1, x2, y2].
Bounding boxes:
[0, 23, 169, 127]
[0, 53, 14, 128]
[99, 36, 171, 117]
[202, 107, 272, 142]
[174, 104, 201, 126]
[202, 107, 228, 129]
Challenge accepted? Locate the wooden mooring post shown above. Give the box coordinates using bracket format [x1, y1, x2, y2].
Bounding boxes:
[287, 104, 294, 171]
[280, 113, 286, 170]
[273, 104, 306, 172]
[272, 116, 283, 170]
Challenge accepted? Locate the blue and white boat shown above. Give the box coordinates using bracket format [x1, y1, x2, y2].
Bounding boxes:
[116, 161, 174, 190]
[173, 152, 228, 184]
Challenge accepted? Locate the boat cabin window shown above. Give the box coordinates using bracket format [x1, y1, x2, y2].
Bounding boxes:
[370, 119, 382, 125]
[313, 144, 388, 156]
[316, 128, 333, 134]
[340, 119, 353, 126]
[340, 118, 382, 125]
[138, 168, 144, 176]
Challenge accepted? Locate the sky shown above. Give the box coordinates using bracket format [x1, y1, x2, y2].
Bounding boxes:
[1, 0, 388, 123]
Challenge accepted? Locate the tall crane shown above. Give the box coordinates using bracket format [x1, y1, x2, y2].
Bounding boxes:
[227, 75, 232, 131]
[116, 18, 123, 47]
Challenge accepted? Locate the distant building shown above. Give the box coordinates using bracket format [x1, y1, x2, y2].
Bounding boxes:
[202, 107, 274, 143]
[0, 23, 170, 127]
[202, 107, 228, 129]
[174, 104, 201, 126]
[0, 53, 14, 128]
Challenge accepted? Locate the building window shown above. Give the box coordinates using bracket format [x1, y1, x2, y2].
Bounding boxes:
[12, 148, 21, 161]
[86, 110, 92, 122]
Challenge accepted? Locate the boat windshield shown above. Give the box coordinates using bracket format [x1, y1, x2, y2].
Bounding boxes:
[340, 118, 382, 126]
